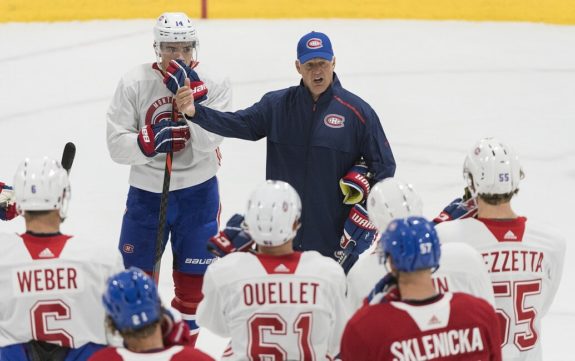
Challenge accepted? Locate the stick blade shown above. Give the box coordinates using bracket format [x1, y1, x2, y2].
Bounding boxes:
[61, 142, 76, 173]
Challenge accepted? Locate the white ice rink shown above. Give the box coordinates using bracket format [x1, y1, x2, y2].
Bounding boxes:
[1, 19, 574, 359]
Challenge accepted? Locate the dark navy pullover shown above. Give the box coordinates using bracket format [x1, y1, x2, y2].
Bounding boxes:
[188, 74, 395, 258]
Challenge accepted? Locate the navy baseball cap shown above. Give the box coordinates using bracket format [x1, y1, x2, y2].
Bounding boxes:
[297, 31, 334, 64]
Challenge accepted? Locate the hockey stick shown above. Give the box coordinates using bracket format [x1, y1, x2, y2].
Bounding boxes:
[61, 142, 76, 174]
[151, 104, 177, 284]
[152, 152, 172, 284]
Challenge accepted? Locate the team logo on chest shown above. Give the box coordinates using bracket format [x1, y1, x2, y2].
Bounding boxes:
[145, 96, 180, 125]
[323, 114, 345, 128]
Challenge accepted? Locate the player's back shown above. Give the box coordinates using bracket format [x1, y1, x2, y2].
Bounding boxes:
[341, 292, 501, 361]
[0, 232, 124, 348]
[88, 345, 214, 361]
[196, 251, 349, 360]
[346, 242, 495, 311]
[436, 217, 566, 361]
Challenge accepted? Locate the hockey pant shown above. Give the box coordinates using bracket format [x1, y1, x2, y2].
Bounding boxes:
[0, 342, 104, 361]
[118, 176, 220, 333]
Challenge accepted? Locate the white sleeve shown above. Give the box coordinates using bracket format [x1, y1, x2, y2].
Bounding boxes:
[541, 235, 566, 317]
[106, 77, 151, 165]
[328, 267, 352, 358]
[186, 76, 231, 152]
[196, 265, 230, 337]
[346, 265, 365, 313]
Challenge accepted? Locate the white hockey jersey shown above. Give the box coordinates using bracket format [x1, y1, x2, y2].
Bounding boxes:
[106, 63, 231, 193]
[435, 217, 566, 361]
[0, 232, 124, 348]
[346, 242, 495, 311]
[196, 251, 350, 360]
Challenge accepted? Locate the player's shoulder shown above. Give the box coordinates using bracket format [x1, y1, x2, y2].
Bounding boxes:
[0, 232, 26, 264]
[346, 300, 390, 329]
[0, 232, 21, 243]
[205, 252, 258, 279]
[299, 250, 346, 279]
[524, 219, 567, 250]
[60, 235, 123, 267]
[440, 242, 483, 264]
[441, 242, 480, 256]
[451, 292, 494, 312]
[210, 251, 254, 267]
[435, 217, 482, 239]
[347, 251, 380, 279]
[172, 346, 214, 360]
[87, 346, 122, 361]
[301, 249, 342, 265]
[437, 242, 488, 278]
[120, 63, 158, 85]
[450, 292, 498, 327]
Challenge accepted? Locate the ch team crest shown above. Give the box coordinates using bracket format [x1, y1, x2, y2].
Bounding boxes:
[306, 38, 323, 49]
[145, 96, 180, 125]
[324, 114, 345, 128]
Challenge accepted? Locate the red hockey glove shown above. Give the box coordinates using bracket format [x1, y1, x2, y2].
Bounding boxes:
[0, 182, 18, 221]
[161, 307, 192, 347]
[336, 204, 378, 273]
[164, 59, 208, 102]
[207, 214, 255, 257]
[137, 120, 190, 157]
[339, 162, 371, 205]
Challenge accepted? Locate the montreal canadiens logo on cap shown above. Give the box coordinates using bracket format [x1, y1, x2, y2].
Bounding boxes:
[123, 244, 135, 253]
[324, 114, 345, 128]
[306, 38, 323, 49]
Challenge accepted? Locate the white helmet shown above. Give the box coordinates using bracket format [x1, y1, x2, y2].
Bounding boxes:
[245, 180, 302, 247]
[463, 137, 524, 196]
[13, 157, 71, 219]
[153, 12, 199, 66]
[367, 178, 423, 231]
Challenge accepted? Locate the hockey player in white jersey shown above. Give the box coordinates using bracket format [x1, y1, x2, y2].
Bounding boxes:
[435, 137, 566, 361]
[0, 157, 124, 361]
[106, 12, 231, 339]
[196, 180, 349, 360]
[346, 178, 495, 311]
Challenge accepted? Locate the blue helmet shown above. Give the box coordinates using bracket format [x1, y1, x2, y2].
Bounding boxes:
[102, 267, 161, 332]
[380, 216, 441, 272]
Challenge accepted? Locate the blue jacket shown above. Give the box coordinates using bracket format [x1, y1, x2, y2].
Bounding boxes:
[189, 75, 395, 258]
